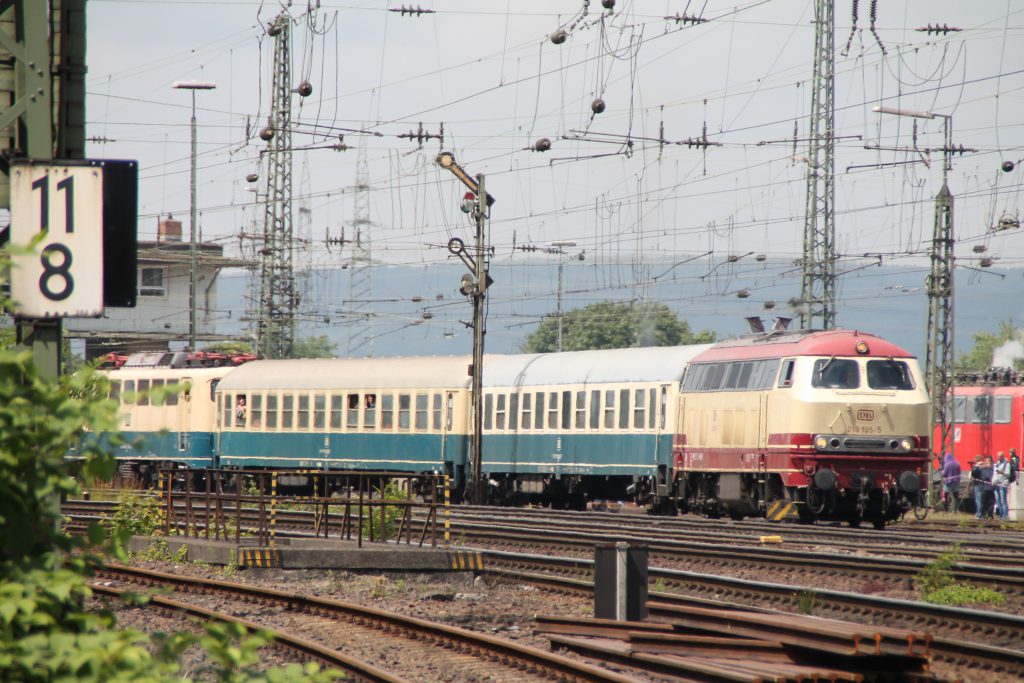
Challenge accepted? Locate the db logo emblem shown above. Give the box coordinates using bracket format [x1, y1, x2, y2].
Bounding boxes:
[857, 409, 875, 421]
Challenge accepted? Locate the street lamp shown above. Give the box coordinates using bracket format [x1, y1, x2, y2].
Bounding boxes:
[173, 79, 216, 349]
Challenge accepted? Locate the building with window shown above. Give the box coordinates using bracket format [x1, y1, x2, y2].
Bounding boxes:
[66, 217, 254, 359]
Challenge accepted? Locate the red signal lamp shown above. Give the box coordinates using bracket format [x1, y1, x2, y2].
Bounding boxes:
[461, 192, 476, 213]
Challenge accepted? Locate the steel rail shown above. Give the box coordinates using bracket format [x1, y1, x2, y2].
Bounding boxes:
[95, 564, 639, 683]
[91, 583, 408, 683]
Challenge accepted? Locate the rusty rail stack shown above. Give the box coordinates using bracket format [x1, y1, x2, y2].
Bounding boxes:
[537, 602, 937, 682]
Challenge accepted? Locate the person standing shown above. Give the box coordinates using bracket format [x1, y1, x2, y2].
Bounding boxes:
[971, 456, 993, 520]
[993, 451, 1011, 520]
[941, 453, 962, 513]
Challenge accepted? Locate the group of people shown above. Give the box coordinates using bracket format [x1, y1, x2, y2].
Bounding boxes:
[939, 449, 1019, 520]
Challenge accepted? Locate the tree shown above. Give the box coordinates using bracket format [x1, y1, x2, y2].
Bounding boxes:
[288, 334, 338, 359]
[521, 301, 716, 353]
[956, 319, 1024, 372]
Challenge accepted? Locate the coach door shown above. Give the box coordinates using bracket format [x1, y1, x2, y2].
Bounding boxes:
[178, 376, 192, 456]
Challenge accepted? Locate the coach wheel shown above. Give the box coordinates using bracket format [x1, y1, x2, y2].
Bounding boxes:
[913, 502, 928, 521]
[848, 518, 861, 529]
[872, 519, 886, 530]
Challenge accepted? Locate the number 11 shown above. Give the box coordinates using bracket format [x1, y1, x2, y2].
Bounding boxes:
[30, 175, 75, 233]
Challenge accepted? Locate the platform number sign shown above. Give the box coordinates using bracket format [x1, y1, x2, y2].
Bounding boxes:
[10, 164, 104, 318]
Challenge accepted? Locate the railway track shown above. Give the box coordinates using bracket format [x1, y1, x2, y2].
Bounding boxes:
[93, 564, 636, 683]
[480, 549, 1024, 680]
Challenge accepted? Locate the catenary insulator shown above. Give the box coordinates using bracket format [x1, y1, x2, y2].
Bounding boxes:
[267, 22, 282, 36]
[602, 0, 615, 8]
[737, 289, 750, 298]
[763, 300, 776, 310]
[550, 30, 567, 45]
[295, 81, 313, 97]
[534, 138, 551, 152]
[246, 173, 259, 183]
[972, 245, 987, 253]
[591, 98, 606, 114]
[1003, 160, 1016, 173]
[260, 126, 274, 141]
[755, 253, 766, 262]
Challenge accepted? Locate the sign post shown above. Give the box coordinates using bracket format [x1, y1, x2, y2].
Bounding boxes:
[10, 161, 104, 319]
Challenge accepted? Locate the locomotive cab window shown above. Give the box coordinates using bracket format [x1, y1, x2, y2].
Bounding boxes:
[866, 360, 914, 390]
[777, 360, 795, 388]
[812, 358, 859, 389]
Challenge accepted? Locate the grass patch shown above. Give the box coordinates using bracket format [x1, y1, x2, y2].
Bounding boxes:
[915, 543, 1005, 607]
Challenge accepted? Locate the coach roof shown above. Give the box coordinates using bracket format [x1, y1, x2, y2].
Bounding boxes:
[483, 345, 713, 387]
[216, 356, 472, 391]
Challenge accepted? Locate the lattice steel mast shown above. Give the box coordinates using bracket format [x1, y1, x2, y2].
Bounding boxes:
[347, 139, 373, 357]
[257, 13, 297, 359]
[800, 0, 837, 330]
[926, 122, 955, 461]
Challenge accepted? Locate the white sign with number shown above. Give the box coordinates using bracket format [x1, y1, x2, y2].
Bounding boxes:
[10, 164, 104, 318]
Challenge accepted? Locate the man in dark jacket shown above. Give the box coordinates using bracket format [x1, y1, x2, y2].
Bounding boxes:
[941, 453, 962, 513]
[972, 456, 994, 519]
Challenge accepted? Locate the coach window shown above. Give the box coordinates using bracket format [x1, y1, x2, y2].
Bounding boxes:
[725, 363, 743, 389]
[433, 394, 443, 430]
[575, 391, 586, 429]
[589, 390, 601, 429]
[122, 380, 136, 404]
[165, 381, 179, 406]
[496, 394, 507, 430]
[398, 394, 411, 430]
[313, 393, 325, 430]
[251, 394, 263, 429]
[548, 391, 559, 429]
[298, 395, 310, 430]
[264, 394, 277, 429]
[282, 395, 294, 429]
[619, 389, 630, 429]
[509, 393, 519, 431]
[560, 391, 571, 430]
[535, 392, 545, 430]
[313, 394, 326, 430]
[109, 381, 121, 402]
[222, 393, 232, 428]
[604, 390, 616, 429]
[484, 394, 494, 430]
[778, 359, 795, 388]
[364, 394, 377, 430]
[150, 380, 165, 408]
[382, 394, 395, 430]
[416, 394, 429, 430]
[446, 393, 454, 431]
[330, 395, 343, 429]
[972, 396, 991, 424]
[633, 389, 645, 428]
[995, 396, 1012, 424]
[347, 394, 360, 428]
[137, 379, 150, 406]
[521, 393, 532, 430]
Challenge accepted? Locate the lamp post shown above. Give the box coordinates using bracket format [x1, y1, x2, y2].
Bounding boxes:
[173, 79, 216, 349]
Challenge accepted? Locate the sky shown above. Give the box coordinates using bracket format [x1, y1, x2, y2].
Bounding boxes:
[83, 0, 1024, 349]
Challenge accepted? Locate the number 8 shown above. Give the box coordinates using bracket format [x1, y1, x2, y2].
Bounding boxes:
[39, 243, 74, 301]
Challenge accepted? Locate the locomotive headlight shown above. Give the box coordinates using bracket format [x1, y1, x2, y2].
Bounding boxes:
[899, 438, 913, 451]
[815, 435, 829, 450]
[855, 340, 870, 354]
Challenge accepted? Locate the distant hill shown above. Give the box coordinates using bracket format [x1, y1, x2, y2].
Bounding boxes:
[215, 257, 1023, 362]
